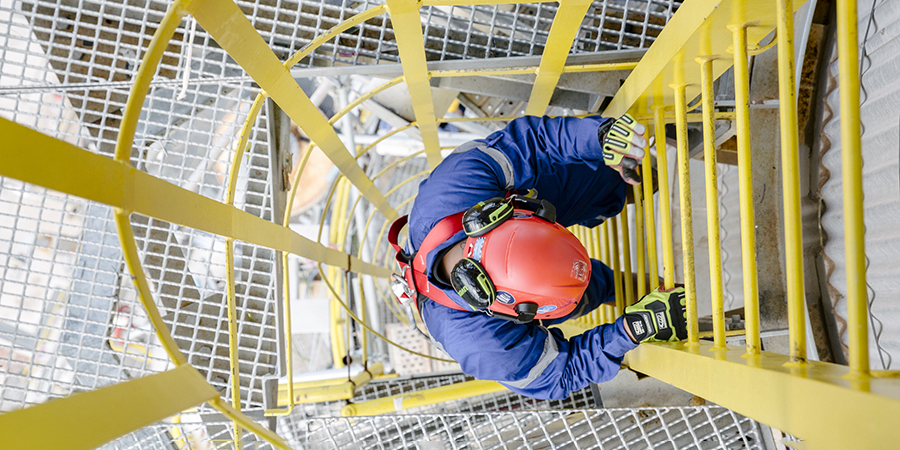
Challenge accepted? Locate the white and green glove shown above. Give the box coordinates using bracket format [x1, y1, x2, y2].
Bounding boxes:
[599, 114, 647, 185]
[623, 285, 687, 343]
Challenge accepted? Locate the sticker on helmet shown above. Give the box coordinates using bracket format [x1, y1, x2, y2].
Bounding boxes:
[496, 291, 516, 305]
[571, 260, 588, 282]
[537, 305, 557, 314]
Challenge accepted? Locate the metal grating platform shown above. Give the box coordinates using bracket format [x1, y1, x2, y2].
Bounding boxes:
[281, 406, 765, 449]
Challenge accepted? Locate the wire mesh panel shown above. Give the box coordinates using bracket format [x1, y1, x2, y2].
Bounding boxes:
[419, 0, 680, 61]
[283, 406, 764, 449]
[104, 417, 278, 450]
[0, 179, 173, 411]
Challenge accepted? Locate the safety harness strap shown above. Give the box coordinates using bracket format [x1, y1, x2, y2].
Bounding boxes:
[388, 212, 467, 312]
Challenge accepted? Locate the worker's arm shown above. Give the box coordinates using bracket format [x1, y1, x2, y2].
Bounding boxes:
[421, 260, 638, 400]
[409, 115, 628, 249]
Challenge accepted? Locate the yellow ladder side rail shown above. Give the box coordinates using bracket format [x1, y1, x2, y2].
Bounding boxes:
[590, 226, 604, 326]
[329, 179, 352, 368]
[836, 0, 869, 377]
[625, 343, 900, 450]
[225, 236, 244, 446]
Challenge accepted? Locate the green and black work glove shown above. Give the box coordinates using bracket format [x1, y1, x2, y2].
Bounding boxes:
[623, 285, 687, 343]
[598, 114, 647, 185]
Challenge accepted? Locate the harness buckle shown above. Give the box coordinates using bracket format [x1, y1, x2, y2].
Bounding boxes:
[391, 267, 416, 305]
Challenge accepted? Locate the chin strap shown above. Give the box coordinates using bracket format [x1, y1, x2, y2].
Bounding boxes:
[485, 302, 539, 324]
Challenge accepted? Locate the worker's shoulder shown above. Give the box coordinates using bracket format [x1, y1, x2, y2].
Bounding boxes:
[422, 299, 531, 340]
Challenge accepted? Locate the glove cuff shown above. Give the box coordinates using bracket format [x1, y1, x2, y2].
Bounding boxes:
[623, 311, 654, 343]
[597, 119, 614, 146]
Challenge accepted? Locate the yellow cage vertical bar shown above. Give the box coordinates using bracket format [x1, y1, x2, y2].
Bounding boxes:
[641, 125, 660, 284]
[673, 78, 698, 345]
[776, 0, 807, 364]
[633, 184, 648, 299]
[653, 105, 676, 289]
[836, 0, 869, 376]
[730, 23, 762, 356]
[698, 56, 726, 350]
[619, 207, 635, 307]
[609, 216, 624, 317]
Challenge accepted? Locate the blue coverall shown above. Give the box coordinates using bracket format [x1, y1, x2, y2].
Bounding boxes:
[407, 115, 638, 400]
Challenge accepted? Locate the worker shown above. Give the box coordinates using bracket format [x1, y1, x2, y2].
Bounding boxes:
[388, 114, 687, 400]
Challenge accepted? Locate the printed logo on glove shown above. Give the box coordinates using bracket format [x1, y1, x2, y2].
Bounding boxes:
[623, 285, 687, 343]
[599, 114, 647, 185]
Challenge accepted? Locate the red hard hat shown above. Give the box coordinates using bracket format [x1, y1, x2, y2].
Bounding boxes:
[463, 210, 591, 320]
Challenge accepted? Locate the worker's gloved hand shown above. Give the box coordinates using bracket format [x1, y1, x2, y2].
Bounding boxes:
[623, 285, 687, 343]
[598, 114, 647, 185]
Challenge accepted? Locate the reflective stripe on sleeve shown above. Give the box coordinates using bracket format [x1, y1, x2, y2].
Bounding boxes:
[502, 326, 559, 389]
[451, 141, 515, 191]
